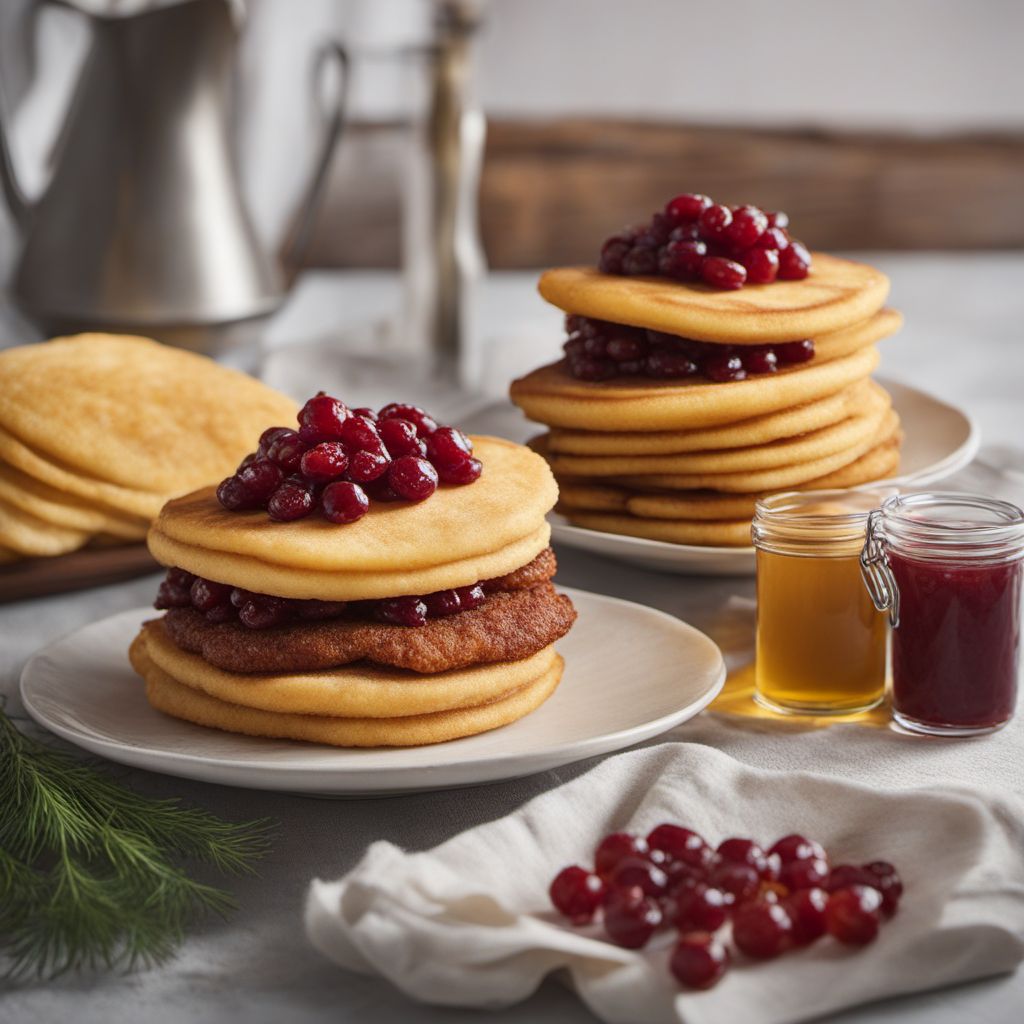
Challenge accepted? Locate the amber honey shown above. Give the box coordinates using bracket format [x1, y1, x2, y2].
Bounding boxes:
[752, 489, 890, 715]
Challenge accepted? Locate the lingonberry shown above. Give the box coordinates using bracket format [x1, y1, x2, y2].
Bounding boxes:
[862, 861, 903, 916]
[644, 351, 699, 379]
[724, 204, 768, 250]
[437, 456, 483, 485]
[423, 589, 462, 617]
[339, 414, 383, 454]
[570, 357, 618, 381]
[703, 352, 748, 383]
[426, 426, 473, 467]
[236, 451, 258, 472]
[300, 442, 349, 482]
[216, 475, 256, 511]
[701, 255, 747, 290]
[347, 449, 391, 483]
[741, 247, 780, 284]
[189, 577, 232, 612]
[379, 418, 427, 459]
[604, 332, 648, 363]
[154, 568, 196, 609]
[659, 238, 707, 280]
[265, 429, 308, 473]
[669, 932, 729, 990]
[258, 426, 294, 455]
[780, 857, 830, 892]
[708, 861, 760, 903]
[602, 885, 662, 948]
[697, 203, 732, 241]
[778, 239, 812, 280]
[321, 481, 370, 524]
[388, 456, 438, 501]
[549, 866, 605, 924]
[595, 833, 649, 879]
[785, 887, 829, 945]
[203, 603, 236, 624]
[826, 864, 876, 892]
[647, 824, 711, 869]
[621, 244, 659, 276]
[672, 883, 729, 932]
[238, 594, 290, 630]
[455, 584, 486, 610]
[378, 404, 438, 437]
[599, 235, 633, 274]
[740, 347, 778, 375]
[235, 459, 285, 504]
[267, 481, 315, 522]
[825, 885, 883, 945]
[769, 834, 828, 864]
[376, 596, 429, 627]
[609, 856, 668, 896]
[352, 406, 377, 421]
[297, 393, 349, 443]
[776, 339, 815, 364]
[665, 192, 712, 224]
[732, 901, 794, 959]
[756, 225, 790, 250]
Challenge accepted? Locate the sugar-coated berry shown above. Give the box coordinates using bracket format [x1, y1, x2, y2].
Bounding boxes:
[659, 238, 707, 280]
[602, 885, 662, 948]
[378, 403, 438, 437]
[321, 481, 370, 524]
[732, 901, 793, 959]
[708, 861, 760, 903]
[599, 235, 633, 274]
[785, 887, 829, 945]
[375, 595, 428, 627]
[826, 864, 876, 892]
[339, 414, 383, 454]
[697, 203, 732, 241]
[701, 255, 747, 290]
[862, 861, 903, 916]
[621, 245, 659, 276]
[190, 577, 232, 612]
[379, 418, 427, 458]
[672, 883, 729, 932]
[769, 834, 828, 864]
[780, 856, 830, 892]
[426, 426, 473, 467]
[647, 824, 711, 869]
[347, 449, 391, 483]
[238, 594, 290, 629]
[300, 442, 349, 482]
[665, 193, 712, 224]
[216, 475, 255, 511]
[388, 456, 438, 501]
[778, 239, 812, 280]
[455, 584, 486, 609]
[549, 866, 605, 924]
[670, 932, 730, 990]
[609, 856, 669, 896]
[741, 247, 780, 284]
[724, 204, 768, 250]
[703, 352, 747, 382]
[265, 429, 308, 473]
[437, 456, 483, 485]
[297, 392, 349, 443]
[423, 589, 462, 617]
[267, 481, 315, 521]
[825, 885, 883, 945]
[776, 339, 815, 364]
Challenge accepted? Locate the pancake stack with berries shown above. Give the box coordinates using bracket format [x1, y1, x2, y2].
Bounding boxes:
[510, 194, 903, 547]
[130, 395, 576, 747]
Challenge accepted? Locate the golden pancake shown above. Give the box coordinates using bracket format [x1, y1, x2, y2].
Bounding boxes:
[0, 461, 148, 537]
[538, 254, 890, 343]
[559, 485, 753, 520]
[538, 384, 889, 477]
[151, 436, 555, 574]
[546, 380, 877, 455]
[511, 346, 880, 432]
[562, 513, 753, 547]
[136, 649, 564, 748]
[135, 622, 559, 718]
[0, 498, 95, 557]
[0, 546, 19, 564]
[0, 334, 298, 494]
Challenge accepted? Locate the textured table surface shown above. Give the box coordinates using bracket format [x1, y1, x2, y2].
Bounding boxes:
[2, 254, 1023, 1023]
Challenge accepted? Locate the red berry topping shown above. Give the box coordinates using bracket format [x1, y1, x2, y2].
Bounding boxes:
[740, 247, 780, 284]
[154, 568, 196, 608]
[437, 456, 483, 485]
[321, 481, 370, 524]
[756, 225, 790, 250]
[703, 352, 748, 382]
[595, 833, 649, 879]
[708, 861, 760, 903]
[776, 339, 815, 364]
[672, 883, 729, 932]
[609, 856, 668, 896]
[456, 584, 486, 610]
[216, 475, 256, 511]
[659, 239, 707, 281]
[621, 245, 659, 276]
[825, 885, 882, 945]
[388, 456, 438, 501]
[665, 193, 712, 224]
[769, 834, 828, 864]
[644, 351, 699, 379]
[602, 885, 662, 948]
[339, 415, 384, 454]
[701, 255, 747, 290]
[647, 824, 711, 869]
[549, 866, 605, 924]
[297, 393, 349, 443]
[347, 449, 391, 483]
[740, 347, 778, 375]
[785, 887, 829, 945]
[778, 239, 812, 280]
[599, 235, 633, 274]
[258, 426, 293, 455]
[265, 429, 308, 473]
[826, 864, 876, 892]
[190, 577, 232, 612]
[780, 857, 830, 892]
[235, 459, 285, 504]
[669, 932, 729, 990]
[732, 901, 793, 959]
[724, 204, 768, 250]
[426, 426, 474, 467]
[423, 589, 462, 617]
[378, 404, 438, 437]
[697, 202, 732, 241]
[300, 442, 349, 482]
[376, 595, 428, 627]
[379, 418, 427, 459]
[238, 594, 289, 629]
[267, 481, 315, 522]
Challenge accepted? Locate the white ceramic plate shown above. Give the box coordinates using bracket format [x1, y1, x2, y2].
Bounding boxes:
[19, 588, 725, 796]
[550, 376, 980, 577]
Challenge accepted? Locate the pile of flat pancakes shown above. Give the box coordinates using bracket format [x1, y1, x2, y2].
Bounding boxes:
[0, 334, 297, 563]
[131, 436, 577, 747]
[510, 253, 903, 547]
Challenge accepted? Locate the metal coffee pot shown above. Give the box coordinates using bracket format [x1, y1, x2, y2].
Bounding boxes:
[0, 0, 346, 351]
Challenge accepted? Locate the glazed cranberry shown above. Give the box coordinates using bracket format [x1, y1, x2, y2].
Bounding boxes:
[364, 477, 402, 502]
[297, 393, 349, 442]
[609, 856, 668, 896]
[347, 449, 390, 483]
[300, 442, 349, 482]
[217, 475, 255, 511]
[295, 599, 348, 621]
[595, 833, 649, 879]
[778, 239, 812, 280]
[665, 192, 712, 224]
[780, 857, 830, 892]
[388, 456, 438, 501]
[669, 932, 729, 990]
[776, 339, 815, 364]
[638, 212, 673, 247]
[569, 357, 618, 382]
[229, 587, 252, 609]
[338, 415, 384, 454]
[697, 202, 732, 241]
[756, 225, 790, 250]
[234, 459, 285, 504]
[376, 595, 428, 627]
[455, 583, 485, 610]
[265, 429, 309, 473]
[321, 481, 370, 524]
[769, 834, 828, 864]
[602, 886, 662, 949]
[258, 426, 293, 455]
[437, 456, 482, 485]
[741, 247, 780, 284]
[741, 347, 778, 375]
[599, 235, 634, 274]
[826, 864, 876, 892]
[704, 352, 747, 383]
[659, 239, 707, 280]
[673, 883, 729, 932]
[352, 406, 377, 421]
[378, 403, 438, 437]
[236, 451, 258, 472]
[426, 426, 473, 467]
[238, 594, 290, 630]
[647, 824, 711, 869]
[785, 887, 829, 945]
[154, 568, 196, 609]
[549, 866, 605, 924]
[204, 603, 236, 624]
[767, 210, 790, 229]
[718, 838, 769, 874]
[423, 589, 462, 617]
[724, 204, 768, 250]
[862, 861, 903, 916]
[582, 332, 609, 359]
[825, 885, 883, 945]
[190, 577, 232, 612]
[701, 255, 747, 290]
[616, 359, 644, 375]
[708, 861, 760, 903]
[621, 245, 659, 276]
[379, 418, 427, 459]
[644, 351, 698, 379]
[733, 901, 794, 959]
[267, 481, 315, 521]
[605, 332, 648, 362]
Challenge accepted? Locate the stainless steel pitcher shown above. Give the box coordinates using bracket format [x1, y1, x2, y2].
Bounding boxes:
[0, 0, 347, 351]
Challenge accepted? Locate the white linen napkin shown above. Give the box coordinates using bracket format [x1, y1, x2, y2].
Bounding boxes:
[305, 742, 1024, 1024]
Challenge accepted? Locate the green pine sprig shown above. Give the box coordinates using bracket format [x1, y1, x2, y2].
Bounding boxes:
[0, 707, 273, 981]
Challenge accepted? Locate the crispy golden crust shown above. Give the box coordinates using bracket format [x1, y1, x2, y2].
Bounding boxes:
[161, 582, 577, 675]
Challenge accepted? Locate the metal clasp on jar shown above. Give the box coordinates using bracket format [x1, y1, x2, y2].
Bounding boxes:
[860, 510, 900, 627]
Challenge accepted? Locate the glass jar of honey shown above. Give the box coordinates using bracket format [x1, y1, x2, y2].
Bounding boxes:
[861, 492, 1024, 736]
[752, 489, 890, 715]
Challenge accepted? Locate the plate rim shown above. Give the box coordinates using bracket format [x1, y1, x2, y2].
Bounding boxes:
[19, 587, 726, 789]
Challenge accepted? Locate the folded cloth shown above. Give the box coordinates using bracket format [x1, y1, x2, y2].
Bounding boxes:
[305, 742, 1024, 1024]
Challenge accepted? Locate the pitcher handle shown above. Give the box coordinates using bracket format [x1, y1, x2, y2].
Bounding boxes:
[281, 40, 351, 280]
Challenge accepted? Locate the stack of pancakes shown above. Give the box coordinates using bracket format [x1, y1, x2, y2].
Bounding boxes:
[510, 254, 903, 547]
[130, 436, 577, 747]
[0, 334, 297, 562]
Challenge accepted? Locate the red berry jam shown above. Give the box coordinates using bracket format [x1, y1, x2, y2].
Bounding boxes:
[216, 394, 481, 523]
[562, 315, 813, 383]
[597, 194, 811, 289]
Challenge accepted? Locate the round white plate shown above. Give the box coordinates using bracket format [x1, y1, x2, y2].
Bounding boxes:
[19, 588, 725, 796]
[550, 376, 980, 577]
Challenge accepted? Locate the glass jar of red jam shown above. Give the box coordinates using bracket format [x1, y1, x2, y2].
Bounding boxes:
[861, 492, 1024, 736]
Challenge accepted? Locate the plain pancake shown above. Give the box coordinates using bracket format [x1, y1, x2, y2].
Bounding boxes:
[0, 461, 148, 537]
[159, 583, 576, 675]
[0, 498, 93, 557]
[0, 333, 298, 494]
[536, 384, 889, 477]
[511, 346, 880, 432]
[135, 647, 564, 747]
[538, 254, 891, 343]
[546, 380, 877, 456]
[149, 436, 556, 595]
[559, 485, 757, 520]
[134, 621, 561, 718]
[561, 513, 752, 547]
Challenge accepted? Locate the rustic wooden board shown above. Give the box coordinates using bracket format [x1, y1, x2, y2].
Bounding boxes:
[0, 544, 159, 604]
